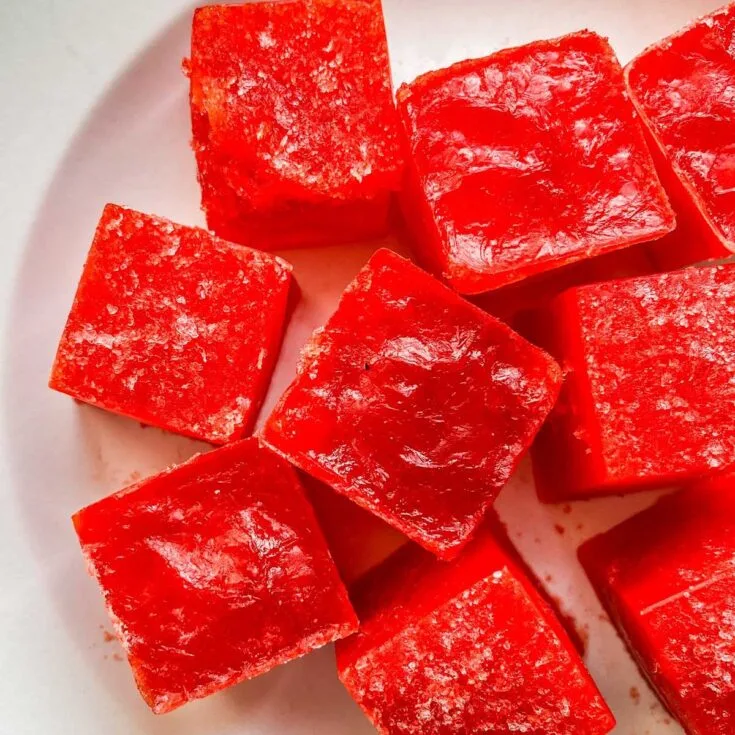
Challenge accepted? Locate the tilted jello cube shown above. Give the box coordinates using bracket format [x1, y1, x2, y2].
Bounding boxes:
[398, 31, 674, 295]
[189, 0, 404, 249]
[262, 248, 561, 559]
[73, 439, 357, 714]
[337, 517, 615, 735]
[626, 3, 735, 268]
[531, 263, 735, 502]
[50, 204, 293, 444]
[579, 476, 735, 735]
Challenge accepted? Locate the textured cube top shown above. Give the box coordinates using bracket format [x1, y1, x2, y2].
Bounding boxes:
[263, 249, 561, 558]
[337, 519, 615, 735]
[73, 439, 357, 714]
[532, 263, 735, 501]
[190, 0, 404, 247]
[626, 2, 735, 256]
[398, 31, 674, 294]
[580, 477, 735, 734]
[50, 204, 293, 443]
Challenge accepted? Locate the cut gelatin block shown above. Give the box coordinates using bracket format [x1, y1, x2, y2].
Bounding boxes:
[531, 263, 735, 502]
[398, 30, 674, 295]
[337, 517, 616, 735]
[50, 204, 293, 444]
[73, 439, 357, 714]
[262, 248, 562, 559]
[189, 0, 404, 249]
[626, 2, 735, 269]
[580, 475, 735, 734]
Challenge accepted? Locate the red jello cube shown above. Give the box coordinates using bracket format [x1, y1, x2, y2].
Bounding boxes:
[189, 0, 404, 249]
[50, 204, 293, 444]
[626, 3, 735, 268]
[262, 248, 561, 559]
[579, 477, 735, 734]
[531, 263, 735, 502]
[398, 31, 674, 295]
[337, 518, 615, 735]
[73, 438, 357, 714]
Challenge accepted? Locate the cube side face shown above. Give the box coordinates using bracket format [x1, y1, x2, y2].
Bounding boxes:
[626, 3, 735, 259]
[580, 483, 735, 734]
[339, 570, 614, 735]
[397, 31, 674, 296]
[263, 249, 561, 558]
[73, 439, 357, 713]
[535, 265, 735, 500]
[49, 204, 293, 444]
[189, 0, 404, 249]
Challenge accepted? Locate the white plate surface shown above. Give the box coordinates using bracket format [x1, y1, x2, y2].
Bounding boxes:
[0, 0, 725, 733]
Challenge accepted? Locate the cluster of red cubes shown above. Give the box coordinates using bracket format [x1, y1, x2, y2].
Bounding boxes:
[51, 1, 735, 733]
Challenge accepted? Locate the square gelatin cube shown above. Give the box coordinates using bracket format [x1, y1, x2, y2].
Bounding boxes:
[531, 263, 735, 501]
[189, 0, 404, 249]
[580, 476, 735, 734]
[337, 518, 615, 735]
[626, 3, 735, 268]
[50, 204, 293, 444]
[262, 249, 561, 558]
[398, 31, 674, 295]
[73, 438, 357, 714]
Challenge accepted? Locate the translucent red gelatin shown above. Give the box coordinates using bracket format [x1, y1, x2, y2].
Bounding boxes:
[580, 476, 735, 735]
[302, 474, 408, 586]
[73, 439, 357, 714]
[626, 3, 735, 268]
[189, 0, 404, 249]
[337, 517, 615, 735]
[50, 204, 293, 444]
[398, 31, 674, 295]
[262, 248, 561, 559]
[531, 263, 735, 502]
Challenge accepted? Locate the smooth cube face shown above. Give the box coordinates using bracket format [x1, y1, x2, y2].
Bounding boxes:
[531, 263, 735, 501]
[50, 204, 293, 444]
[302, 474, 408, 586]
[262, 249, 561, 559]
[398, 31, 674, 295]
[189, 0, 404, 249]
[579, 479, 735, 735]
[626, 3, 735, 266]
[73, 439, 357, 714]
[337, 521, 615, 735]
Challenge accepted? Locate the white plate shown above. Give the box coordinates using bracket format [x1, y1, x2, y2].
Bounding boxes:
[0, 0, 724, 733]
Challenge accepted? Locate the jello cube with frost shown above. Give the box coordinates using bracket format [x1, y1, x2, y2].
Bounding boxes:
[626, 3, 735, 268]
[580, 476, 735, 735]
[337, 517, 616, 735]
[398, 31, 674, 295]
[531, 263, 735, 502]
[189, 0, 404, 249]
[73, 438, 357, 714]
[50, 204, 293, 444]
[262, 248, 561, 559]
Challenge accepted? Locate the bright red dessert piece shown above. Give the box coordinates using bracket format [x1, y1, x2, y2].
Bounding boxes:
[531, 263, 735, 502]
[626, 3, 735, 269]
[302, 474, 408, 586]
[189, 0, 404, 249]
[337, 518, 616, 735]
[50, 204, 293, 444]
[397, 31, 675, 296]
[579, 477, 735, 735]
[262, 248, 561, 559]
[73, 438, 357, 714]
